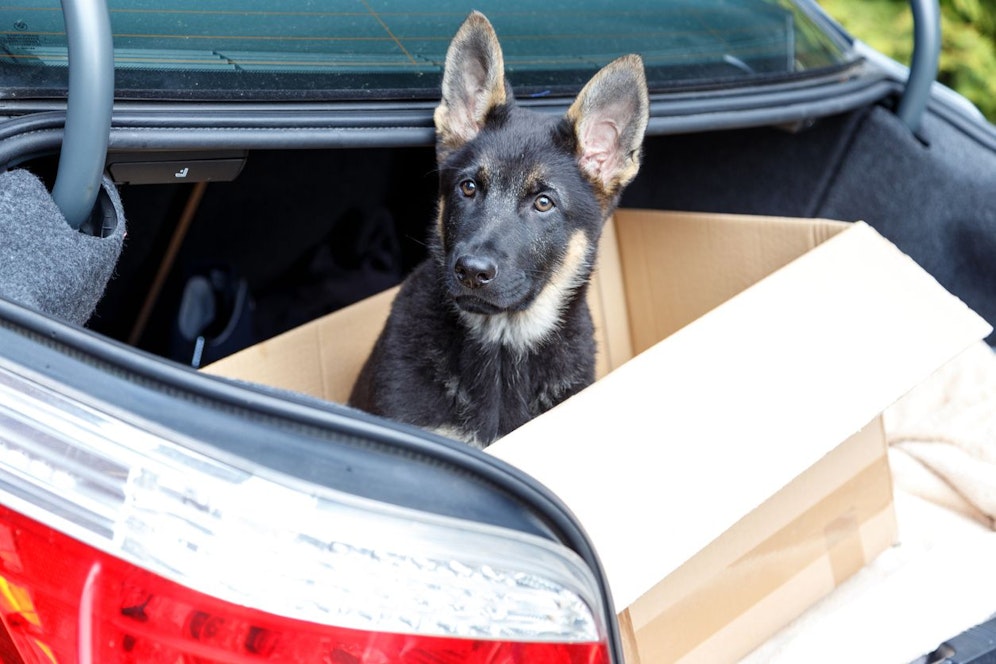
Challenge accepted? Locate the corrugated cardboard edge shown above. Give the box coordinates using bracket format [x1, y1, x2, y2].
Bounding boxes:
[590, 216, 634, 378]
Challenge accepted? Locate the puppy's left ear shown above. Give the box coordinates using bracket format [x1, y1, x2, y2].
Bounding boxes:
[568, 55, 649, 201]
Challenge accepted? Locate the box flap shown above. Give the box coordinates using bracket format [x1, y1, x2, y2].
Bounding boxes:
[487, 221, 991, 610]
[589, 215, 634, 379]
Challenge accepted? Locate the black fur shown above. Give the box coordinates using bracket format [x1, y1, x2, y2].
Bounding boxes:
[349, 12, 648, 447]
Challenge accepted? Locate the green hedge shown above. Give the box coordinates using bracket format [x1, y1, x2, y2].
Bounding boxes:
[819, 0, 996, 123]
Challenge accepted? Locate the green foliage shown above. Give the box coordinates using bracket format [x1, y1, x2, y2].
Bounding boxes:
[819, 0, 996, 123]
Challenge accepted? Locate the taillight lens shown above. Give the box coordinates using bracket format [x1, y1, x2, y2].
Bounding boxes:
[0, 360, 609, 663]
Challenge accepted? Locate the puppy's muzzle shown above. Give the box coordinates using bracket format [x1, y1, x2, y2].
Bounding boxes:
[454, 254, 498, 290]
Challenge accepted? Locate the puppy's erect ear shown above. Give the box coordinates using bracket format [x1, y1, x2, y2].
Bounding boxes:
[567, 55, 649, 202]
[434, 11, 508, 161]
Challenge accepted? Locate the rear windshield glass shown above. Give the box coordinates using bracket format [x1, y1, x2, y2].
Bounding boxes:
[0, 0, 851, 101]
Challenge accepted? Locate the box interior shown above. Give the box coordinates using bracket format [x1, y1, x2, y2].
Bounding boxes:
[591, 209, 847, 378]
[205, 209, 852, 398]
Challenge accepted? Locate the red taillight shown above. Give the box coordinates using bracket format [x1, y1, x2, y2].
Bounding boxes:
[0, 506, 607, 664]
[0, 362, 611, 663]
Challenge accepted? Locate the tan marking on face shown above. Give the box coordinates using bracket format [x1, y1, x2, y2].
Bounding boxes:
[541, 229, 589, 300]
[476, 163, 492, 188]
[520, 165, 547, 197]
[435, 195, 446, 243]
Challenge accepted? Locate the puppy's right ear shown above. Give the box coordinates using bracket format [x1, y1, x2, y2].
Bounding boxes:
[434, 12, 507, 162]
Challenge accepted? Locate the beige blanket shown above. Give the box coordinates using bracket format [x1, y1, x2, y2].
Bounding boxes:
[886, 341, 996, 529]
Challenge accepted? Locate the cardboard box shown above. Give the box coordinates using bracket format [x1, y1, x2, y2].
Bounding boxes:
[205, 210, 991, 663]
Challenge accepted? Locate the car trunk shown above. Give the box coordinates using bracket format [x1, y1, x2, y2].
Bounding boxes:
[66, 101, 994, 366]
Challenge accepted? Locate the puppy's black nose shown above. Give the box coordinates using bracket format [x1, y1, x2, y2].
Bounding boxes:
[454, 255, 497, 289]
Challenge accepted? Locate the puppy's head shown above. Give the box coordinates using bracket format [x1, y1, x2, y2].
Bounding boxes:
[433, 13, 648, 344]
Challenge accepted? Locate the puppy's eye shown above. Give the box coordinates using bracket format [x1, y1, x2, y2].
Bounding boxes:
[459, 180, 477, 197]
[534, 195, 555, 212]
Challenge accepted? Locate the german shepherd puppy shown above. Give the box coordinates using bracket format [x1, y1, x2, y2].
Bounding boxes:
[349, 12, 649, 447]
